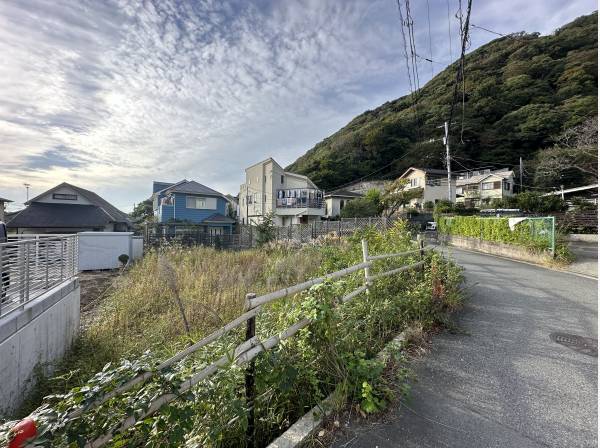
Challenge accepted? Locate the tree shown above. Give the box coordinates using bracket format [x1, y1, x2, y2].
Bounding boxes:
[131, 198, 154, 223]
[255, 213, 276, 246]
[380, 178, 423, 218]
[534, 117, 598, 188]
[339, 189, 383, 218]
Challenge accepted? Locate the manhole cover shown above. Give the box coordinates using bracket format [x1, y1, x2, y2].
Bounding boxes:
[550, 332, 598, 357]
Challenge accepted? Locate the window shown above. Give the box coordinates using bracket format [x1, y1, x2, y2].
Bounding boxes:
[281, 175, 284, 184]
[53, 193, 77, 200]
[456, 187, 463, 195]
[186, 196, 206, 209]
[482, 182, 494, 190]
[493, 181, 501, 189]
[504, 181, 511, 191]
[409, 178, 420, 187]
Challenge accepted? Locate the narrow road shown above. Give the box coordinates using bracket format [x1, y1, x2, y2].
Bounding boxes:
[332, 248, 598, 448]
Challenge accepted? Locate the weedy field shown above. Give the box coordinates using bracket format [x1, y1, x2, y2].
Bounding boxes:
[3, 221, 464, 447]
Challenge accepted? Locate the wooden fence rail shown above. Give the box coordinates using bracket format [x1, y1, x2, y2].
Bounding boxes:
[22, 238, 432, 448]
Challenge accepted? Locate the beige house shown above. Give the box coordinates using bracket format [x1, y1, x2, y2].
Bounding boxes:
[398, 167, 456, 209]
[455, 169, 515, 208]
[239, 158, 324, 226]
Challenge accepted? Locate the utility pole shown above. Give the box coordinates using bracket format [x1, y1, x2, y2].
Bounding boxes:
[23, 183, 31, 202]
[519, 157, 523, 192]
[444, 121, 452, 201]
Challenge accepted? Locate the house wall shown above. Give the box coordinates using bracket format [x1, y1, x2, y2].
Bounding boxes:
[456, 175, 514, 206]
[403, 170, 456, 207]
[35, 186, 93, 205]
[325, 197, 350, 218]
[157, 193, 225, 223]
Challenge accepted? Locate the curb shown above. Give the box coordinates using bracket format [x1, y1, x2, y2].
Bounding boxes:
[438, 245, 598, 280]
[266, 331, 408, 448]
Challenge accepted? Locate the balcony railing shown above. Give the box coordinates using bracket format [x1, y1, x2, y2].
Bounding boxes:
[276, 189, 324, 209]
[1, 235, 78, 317]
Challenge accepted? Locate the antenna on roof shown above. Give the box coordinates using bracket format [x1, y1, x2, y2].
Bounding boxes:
[23, 183, 31, 202]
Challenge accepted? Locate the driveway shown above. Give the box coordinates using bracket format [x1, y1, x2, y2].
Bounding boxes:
[331, 247, 598, 448]
[566, 241, 598, 278]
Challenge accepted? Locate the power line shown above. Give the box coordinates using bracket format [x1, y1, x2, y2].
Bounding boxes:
[446, 0, 472, 138]
[470, 23, 505, 37]
[446, 0, 453, 63]
[452, 155, 516, 168]
[425, 0, 434, 78]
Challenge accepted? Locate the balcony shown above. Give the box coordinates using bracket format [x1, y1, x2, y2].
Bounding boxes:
[276, 189, 324, 209]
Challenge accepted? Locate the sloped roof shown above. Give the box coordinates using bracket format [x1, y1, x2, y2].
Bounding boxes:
[26, 182, 131, 224]
[399, 167, 453, 178]
[0, 197, 12, 203]
[7, 203, 113, 228]
[324, 189, 363, 198]
[163, 180, 225, 197]
[202, 213, 236, 224]
[456, 171, 513, 186]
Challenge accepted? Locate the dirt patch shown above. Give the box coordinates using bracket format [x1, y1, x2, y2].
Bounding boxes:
[79, 270, 122, 329]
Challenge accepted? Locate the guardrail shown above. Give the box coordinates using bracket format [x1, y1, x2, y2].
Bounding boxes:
[18, 237, 430, 448]
[0, 235, 78, 317]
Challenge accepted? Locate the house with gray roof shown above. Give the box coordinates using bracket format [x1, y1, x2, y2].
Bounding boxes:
[455, 168, 515, 208]
[152, 180, 235, 234]
[6, 183, 131, 234]
[323, 189, 363, 218]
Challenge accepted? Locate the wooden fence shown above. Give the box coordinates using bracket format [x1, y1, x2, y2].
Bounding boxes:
[20, 238, 429, 448]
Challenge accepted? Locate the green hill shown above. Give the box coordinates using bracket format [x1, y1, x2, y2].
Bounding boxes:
[287, 12, 597, 190]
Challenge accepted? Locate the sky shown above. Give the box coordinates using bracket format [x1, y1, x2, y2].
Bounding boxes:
[0, 0, 596, 212]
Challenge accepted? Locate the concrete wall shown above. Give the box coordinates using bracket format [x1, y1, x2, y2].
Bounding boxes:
[79, 232, 143, 270]
[566, 234, 598, 242]
[441, 235, 552, 264]
[0, 278, 80, 417]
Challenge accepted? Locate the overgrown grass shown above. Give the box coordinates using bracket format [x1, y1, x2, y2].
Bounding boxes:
[5, 222, 464, 447]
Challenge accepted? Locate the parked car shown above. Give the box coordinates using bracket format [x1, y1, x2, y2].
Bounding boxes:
[425, 221, 437, 231]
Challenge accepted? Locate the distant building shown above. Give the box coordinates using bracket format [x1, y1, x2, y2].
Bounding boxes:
[152, 180, 235, 235]
[0, 196, 12, 222]
[7, 183, 131, 234]
[456, 169, 515, 208]
[324, 189, 363, 218]
[397, 167, 457, 209]
[345, 180, 387, 195]
[239, 158, 324, 226]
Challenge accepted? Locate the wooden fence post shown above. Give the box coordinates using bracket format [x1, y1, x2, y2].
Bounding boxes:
[361, 239, 371, 294]
[244, 293, 257, 447]
[417, 234, 425, 278]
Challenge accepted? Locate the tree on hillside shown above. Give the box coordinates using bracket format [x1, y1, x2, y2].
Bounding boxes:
[380, 179, 423, 218]
[534, 117, 598, 188]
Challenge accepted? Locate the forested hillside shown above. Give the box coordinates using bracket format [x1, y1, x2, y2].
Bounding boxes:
[287, 13, 597, 190]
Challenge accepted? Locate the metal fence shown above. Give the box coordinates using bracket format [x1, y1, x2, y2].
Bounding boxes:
[16, 238, 428, 447]
[144, 217, 402, 249]
[0, 235, 78, 317]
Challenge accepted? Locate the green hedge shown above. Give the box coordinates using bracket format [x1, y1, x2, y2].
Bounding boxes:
[436, 216, 553, 252]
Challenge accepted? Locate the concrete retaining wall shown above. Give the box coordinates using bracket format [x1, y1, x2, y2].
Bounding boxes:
[566, 234, 598, 243]
[0, 278, 80, 417]
[441, 235, 552, 264]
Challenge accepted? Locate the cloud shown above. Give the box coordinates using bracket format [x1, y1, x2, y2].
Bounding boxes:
[0, 0, 596, 212]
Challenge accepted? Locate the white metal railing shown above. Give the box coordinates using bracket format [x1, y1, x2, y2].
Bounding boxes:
[0, 235, 78, 317]
[20, 238, 431, 448]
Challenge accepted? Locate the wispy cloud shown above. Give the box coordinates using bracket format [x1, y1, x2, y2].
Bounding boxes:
[0, 0, 595, 211]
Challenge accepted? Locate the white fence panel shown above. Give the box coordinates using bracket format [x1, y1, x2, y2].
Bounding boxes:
[78, 232, 135, 270]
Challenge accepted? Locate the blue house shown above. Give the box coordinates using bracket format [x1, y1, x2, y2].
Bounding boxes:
[152, 180, 235, 234]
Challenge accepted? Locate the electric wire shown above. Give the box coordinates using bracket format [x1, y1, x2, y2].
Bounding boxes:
[426, 0, 434, 79]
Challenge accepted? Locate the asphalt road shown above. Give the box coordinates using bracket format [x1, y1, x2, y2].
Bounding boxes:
[331, 247, 598, 448]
